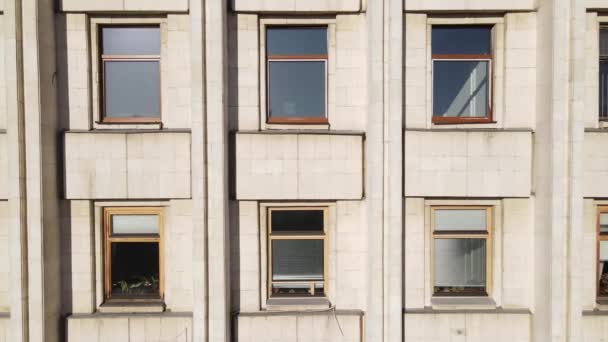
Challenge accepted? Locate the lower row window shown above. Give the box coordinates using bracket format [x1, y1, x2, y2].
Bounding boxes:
[598, 209, 608, 301]
[432, 206, 491, 297]
[104, 207, 163, 301]
[268, 207, 327, 297]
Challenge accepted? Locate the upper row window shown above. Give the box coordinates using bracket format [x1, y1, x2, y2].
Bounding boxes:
[600, 27, 608, 120]
[432, 26, 493, 124]
[266, 27, 328, 125]
[100, 26, 161, 124]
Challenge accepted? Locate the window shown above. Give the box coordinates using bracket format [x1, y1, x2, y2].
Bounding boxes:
[267, 208, 327, 297]
[432, 207, 492, 296]
[103, 207, 163, 300]
[600, 27, 608, 119]
[100, 26, 161, 123]
[432, 26, 493, 124]
[266, 27, 328, 124]
[598, 208, 608, 301]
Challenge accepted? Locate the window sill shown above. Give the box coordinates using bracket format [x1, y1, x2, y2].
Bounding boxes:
[266, 297, 331, 311]
[98, 300, 165, 314]
[432, 118, 496, 125]
[431, 296, 496, 310]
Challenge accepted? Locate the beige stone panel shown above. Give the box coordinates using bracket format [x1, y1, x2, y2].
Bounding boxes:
[404, 198, 425, 308]
[64, 133, 127, 199]
[504, 13, 537, 129]
[0, 202, 7, 311]
[404, 14, 427, 128]
[67, 200, 95, 314]
[232, 0, 361, 12]
[126, 133, 191, 199]
[405, 131, 532, 197]
[297, 134, 363, 199]
[585, 12, 599, 128]
[234, 201, 260, 311]
[0, 15, 5, 130]
[582, 316, 608, 341]
[502, 199, 533, 308]
[584, 133, 608, 197]
[404, 0, 535, 11]
[66, 315, 192, 342]
[66, 14, 91, 130]
[404, 313, 530, 341]
[61, 0, 188, 12]
[230, 14, 259, 131]
[0, 317, 6, 342]
[164, 200, 194, 311]
[587, 0, 608, 9]
[235, 133, 299, 199]
[0, 134, 6, 199]
[582, 199, 597, 309]
[236, 314, 360, 342]
[165, 15, 192, 129]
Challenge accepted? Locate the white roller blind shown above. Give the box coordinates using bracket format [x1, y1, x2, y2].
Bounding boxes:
[112, 214, 159, 235]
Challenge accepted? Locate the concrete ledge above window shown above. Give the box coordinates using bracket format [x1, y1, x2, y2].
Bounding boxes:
[404, 0, 535, 12]
[98, 301, 165, 314]
[60, 0, 188, 12]
[431, 296, 497, 310]
[232, 0, 362, 13]
[266, 297, 331, 311]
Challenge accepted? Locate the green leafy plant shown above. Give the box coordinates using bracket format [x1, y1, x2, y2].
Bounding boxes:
[112, 274, 159, 295]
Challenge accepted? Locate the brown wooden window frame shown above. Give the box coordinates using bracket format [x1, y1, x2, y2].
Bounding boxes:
[99, 25, 162, 124]
[600, 26, 608, 120]
[431, 27, 494, 125]
[597, 206, 608, 303]
[431, 206, 493, 297]
[266, 26, 329, 125]
[103, 207, 164, 302]
[267, 207, 329, 298]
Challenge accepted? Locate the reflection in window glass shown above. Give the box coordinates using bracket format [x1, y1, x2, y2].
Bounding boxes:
[272, 239, 324, 296]
[104, 61, 160, 118]
[600, 59, 608, 118]
[601, 213, 608, 234]
[433, 61, 488, 118]
[432, 26, 492, 55]
[111, 242, 159, 298]
[434, 239, 486, 296]
[268, 61, 326, 119]
[267, 27, 327, 56]
[102, 27, 160, 55]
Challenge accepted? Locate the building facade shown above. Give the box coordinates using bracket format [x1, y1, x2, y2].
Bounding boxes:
[0, 0, 606, 341]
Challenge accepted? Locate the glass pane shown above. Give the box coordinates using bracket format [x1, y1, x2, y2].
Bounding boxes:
[599, 241, 608, 297]
[102, 27, 160, 55]
[267, 27, 327, 56]
[600, 61, 608, 119]
[271, 210, 324, 233]
[434, 238, 486, 296]
[433, 60, 489, 118]
[271, 282, 325, 297]
[272, 239, 323, 281]
[110, 242, 159, 298]
[104, 61, 160, 118]
[600, 213, 608, 234]
[434, 209, 487, 232]
[601, 28, 608, 57]
[268, 61, 326, 118]
[111, 214, 159, 235]
[432, 26, 492, 55]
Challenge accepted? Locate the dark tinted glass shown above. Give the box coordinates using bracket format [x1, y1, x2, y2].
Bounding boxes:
[104, 61, 160, 118]
[111, 242, 159, 297]
[267, 27, 327, 56]
[599, 241, 608, 297]
[432, 26, 492, 55]
[600, 62, 608, 118]
[271, 210, 324, 232]
[102, 27, 160, 55]
[272, 239, 324, 281]
[433, 60, 488, 117]
[601, 28, 608, 57]
[268, 61, 325, 118]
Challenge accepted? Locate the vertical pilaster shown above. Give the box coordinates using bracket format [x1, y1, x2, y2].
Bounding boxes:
[4, 0, 28, 341]
[190, 0, 208, 341]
